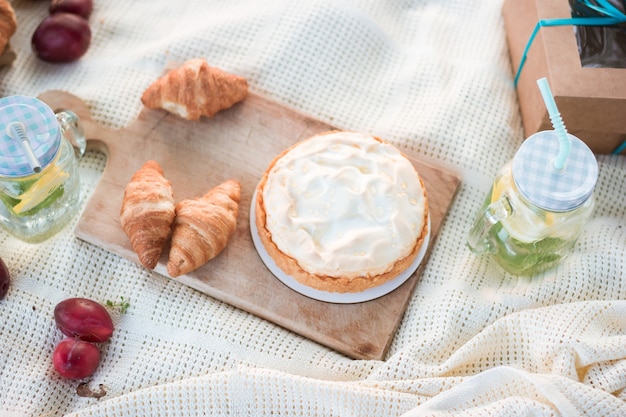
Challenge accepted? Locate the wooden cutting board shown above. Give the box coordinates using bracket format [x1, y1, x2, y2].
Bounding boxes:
[39, 90, 460, 360]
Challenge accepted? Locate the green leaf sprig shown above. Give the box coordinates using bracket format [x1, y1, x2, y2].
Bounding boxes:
[105, 296, 130, 314]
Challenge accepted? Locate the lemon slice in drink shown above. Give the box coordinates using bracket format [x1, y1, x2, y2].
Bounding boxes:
[13, 164, 69, 215]
[491, 176, 555, 243]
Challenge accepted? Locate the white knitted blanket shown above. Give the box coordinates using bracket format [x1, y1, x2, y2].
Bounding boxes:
[0, 0, 624, 416]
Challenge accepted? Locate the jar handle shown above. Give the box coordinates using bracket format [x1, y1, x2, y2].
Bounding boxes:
[56, 111, 86, 158]
[467, 196, 513, 254]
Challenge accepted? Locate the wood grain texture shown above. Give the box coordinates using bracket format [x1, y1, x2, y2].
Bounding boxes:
[39, 90, 461, 360]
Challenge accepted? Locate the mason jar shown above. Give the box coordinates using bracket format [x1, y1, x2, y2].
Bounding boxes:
[467, 130, 598, 275]
[0, 95, 86, 243]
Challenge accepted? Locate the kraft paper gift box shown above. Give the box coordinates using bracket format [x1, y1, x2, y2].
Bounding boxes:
[502, 0, 626, 155]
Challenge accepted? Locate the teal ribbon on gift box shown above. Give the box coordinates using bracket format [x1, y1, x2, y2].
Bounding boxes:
[514, 0, 626, 155]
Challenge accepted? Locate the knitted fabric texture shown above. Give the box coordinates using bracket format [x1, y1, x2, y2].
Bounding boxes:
[0, 0, 624, 416]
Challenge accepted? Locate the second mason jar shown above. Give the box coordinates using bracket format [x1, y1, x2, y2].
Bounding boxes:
[467, 130, 598, 276]
[0, 95, 86, 243]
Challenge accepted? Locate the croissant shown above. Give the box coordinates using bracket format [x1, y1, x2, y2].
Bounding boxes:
[167, 179, 241, 277]
[0, 0, 16, 66]
[0, 0, 16, 54]
[141, 58, 248, 120]
[120, 160, 176, 270]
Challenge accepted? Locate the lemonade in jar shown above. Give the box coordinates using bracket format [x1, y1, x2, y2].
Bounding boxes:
[468, 78, 598, 275]
[0, 96, 85, 243]
[467, 130, 597, 275]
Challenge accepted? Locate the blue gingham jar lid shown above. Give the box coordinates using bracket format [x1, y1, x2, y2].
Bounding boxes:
[512, 130, 598, 212]
[0, 95, 61, 177]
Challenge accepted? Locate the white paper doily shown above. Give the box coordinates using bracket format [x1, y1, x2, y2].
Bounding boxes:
[249, 190, 430, 304]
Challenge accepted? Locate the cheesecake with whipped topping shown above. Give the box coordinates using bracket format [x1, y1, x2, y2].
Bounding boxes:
[255, 131, 429, 293]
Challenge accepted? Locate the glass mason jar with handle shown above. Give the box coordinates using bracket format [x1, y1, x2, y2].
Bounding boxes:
[467, 130, 598, 276]
[0, 95, 86, 243]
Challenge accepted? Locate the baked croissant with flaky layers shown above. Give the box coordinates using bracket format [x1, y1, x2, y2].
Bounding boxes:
[141, 58, 248, 120]
[0, 0, 16, 53]
[167, 179, 241, 277]
[120, 160, 176, 270]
